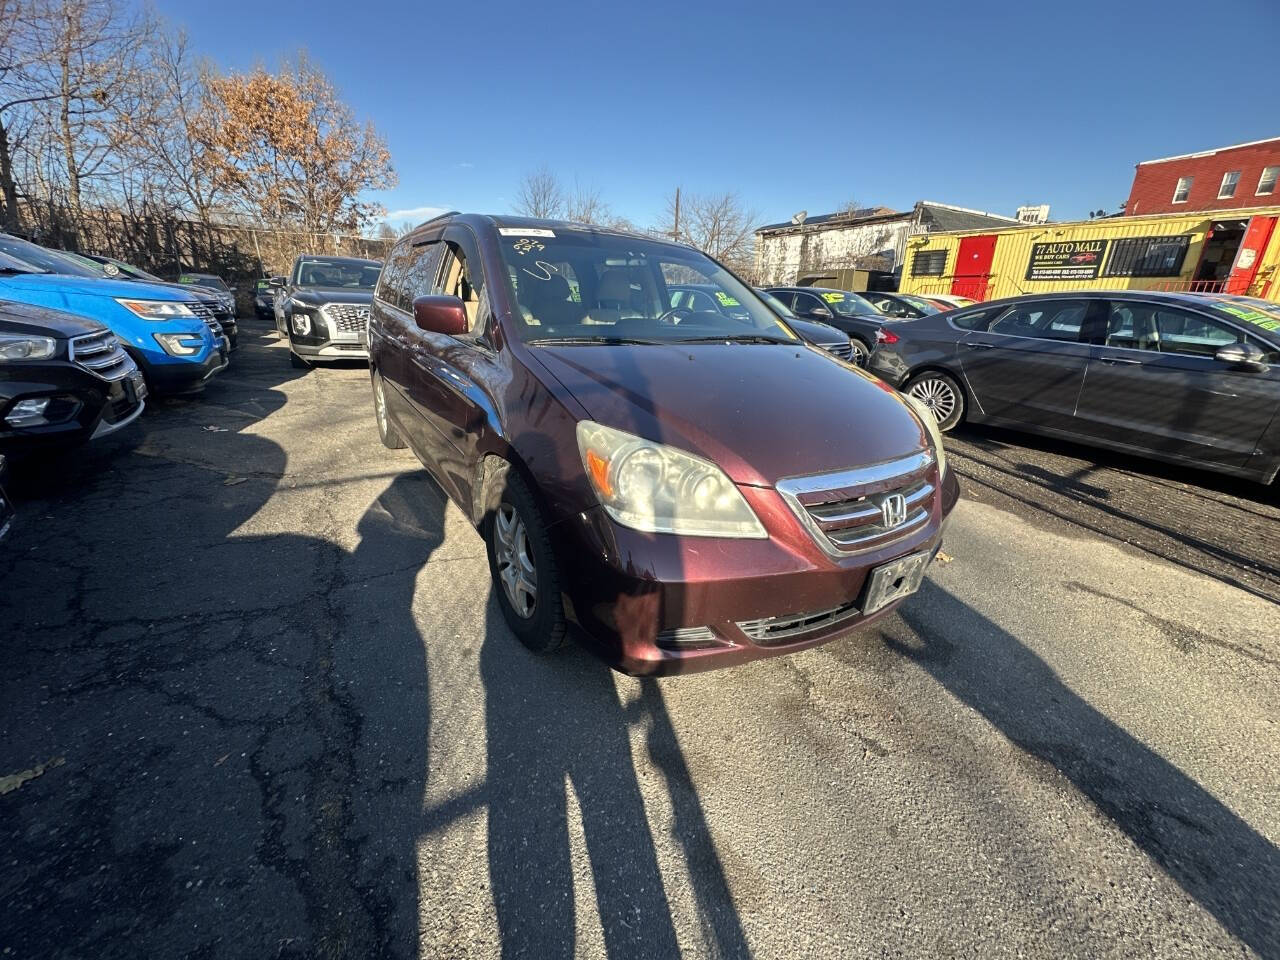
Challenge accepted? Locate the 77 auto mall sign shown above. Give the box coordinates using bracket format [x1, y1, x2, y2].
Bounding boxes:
[1026, 239, 1108, 280]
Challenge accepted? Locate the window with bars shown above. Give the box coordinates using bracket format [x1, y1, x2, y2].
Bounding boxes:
[1102, 235, 1192, 278]
[911, 249, 947, 276]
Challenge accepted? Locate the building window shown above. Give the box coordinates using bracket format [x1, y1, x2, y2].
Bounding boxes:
[911, 249, 947, 276]
[1258, 166, 1279, 196]
[1218, 171, 1241, 199]
[1172, 177, 1193, 203]
[1103, 235, 1192, 278]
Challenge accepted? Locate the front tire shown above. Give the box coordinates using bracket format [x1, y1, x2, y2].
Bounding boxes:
[486, 472, 567, 654]
[905, 370, 965, 431]
[371, 369, 405, 449]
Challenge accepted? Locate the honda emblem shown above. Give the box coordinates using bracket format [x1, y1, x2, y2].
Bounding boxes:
[881, 493, 907, 529]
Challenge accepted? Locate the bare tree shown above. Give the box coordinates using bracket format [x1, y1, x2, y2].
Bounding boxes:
[123, 28, 222, 223]
[514, 165, 564, 219]
[658, 189, 758, 271]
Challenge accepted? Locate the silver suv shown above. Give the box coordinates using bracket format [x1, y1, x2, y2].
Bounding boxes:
[271, 255, 382, 368]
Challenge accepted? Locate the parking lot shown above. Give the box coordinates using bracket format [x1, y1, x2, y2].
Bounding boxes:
[2, 316, 1278, 959]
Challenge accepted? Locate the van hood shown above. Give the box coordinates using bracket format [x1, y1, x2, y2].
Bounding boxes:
[0, 272, 201, 301]
[530, 341, 929, 486]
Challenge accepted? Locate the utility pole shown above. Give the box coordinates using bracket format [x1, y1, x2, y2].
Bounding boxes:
[672, 187, 680, 243]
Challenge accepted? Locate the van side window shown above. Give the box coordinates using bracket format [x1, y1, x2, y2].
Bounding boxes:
[376, 242, 413, 311]
[436, 227, 488, 334]
[403, 241, 445, 307]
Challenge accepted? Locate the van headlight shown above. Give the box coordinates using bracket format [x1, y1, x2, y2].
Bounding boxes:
[904, 395, 947, 477]
[576, 421, 766, 538]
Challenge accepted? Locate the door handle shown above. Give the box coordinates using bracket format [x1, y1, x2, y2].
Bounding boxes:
[963, 342, 994, 350]
[1099, 357, 1141, 365]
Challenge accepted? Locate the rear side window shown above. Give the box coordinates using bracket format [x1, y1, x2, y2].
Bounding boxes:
[989, 300, 1087, 341]
[948, 307, 997, 330]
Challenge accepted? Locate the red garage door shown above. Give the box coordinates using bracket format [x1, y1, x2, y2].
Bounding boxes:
[951, 234, 998, 301]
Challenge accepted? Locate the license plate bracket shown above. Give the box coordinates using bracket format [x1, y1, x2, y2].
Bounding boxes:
[861, 550, 931, 615]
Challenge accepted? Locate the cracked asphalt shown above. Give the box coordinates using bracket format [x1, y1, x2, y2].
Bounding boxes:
[1, 316, 1278, 959]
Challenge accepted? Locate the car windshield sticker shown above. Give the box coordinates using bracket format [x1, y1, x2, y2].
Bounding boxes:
[512, 238, 545, 255]
[821, 292, 846, 303]
[714, 291, 740, 307]
[1216, 303, 1280, 331]
[499, 228, 556, 237]
[522, 260, 557, 282]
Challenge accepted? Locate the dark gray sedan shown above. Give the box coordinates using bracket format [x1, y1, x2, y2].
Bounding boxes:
[866, 290, 1280, 484]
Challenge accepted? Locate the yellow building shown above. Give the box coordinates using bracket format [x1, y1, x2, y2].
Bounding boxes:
[897, 206, 1280, 304]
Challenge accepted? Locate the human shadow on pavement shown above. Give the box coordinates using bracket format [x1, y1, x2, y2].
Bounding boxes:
[0, 379, 439, 959]
[886, 582, 1280, 958]
[476, 458, 751, 959]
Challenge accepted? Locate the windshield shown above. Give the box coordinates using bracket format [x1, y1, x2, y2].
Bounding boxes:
[1207, 297, 1280, 334]
[756, 289, 797, 319]
[292, 258, 381, 289]
[498, 230, 794, 344]
[181, 274, 230, 291]
[815, 290, 877, 316]
[111, 259, 164, 282]
[0, 235, 103, 278]
[898, 294, 943, 314]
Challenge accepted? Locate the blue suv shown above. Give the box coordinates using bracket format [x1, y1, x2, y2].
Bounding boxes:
[0, 235, 228, 394]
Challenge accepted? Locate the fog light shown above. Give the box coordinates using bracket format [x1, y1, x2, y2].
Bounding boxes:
[154, 333, 205, 357]
[4, 396, 78, 428]
[291, 312, 311, 336]
[5, 398, 51, 427]
[654, 626, 723, 650]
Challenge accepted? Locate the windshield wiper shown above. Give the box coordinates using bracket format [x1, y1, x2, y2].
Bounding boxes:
[529, 336, 666, 346]
[674, 334, 790, 345]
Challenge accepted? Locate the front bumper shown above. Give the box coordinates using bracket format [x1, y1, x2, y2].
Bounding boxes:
[140, 342, 229, 394]
[0, 365, 147, 453]
[551, 466, 960, 675]
[291, 340, 369, 360]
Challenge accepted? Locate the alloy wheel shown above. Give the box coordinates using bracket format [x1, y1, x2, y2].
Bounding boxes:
[494, 504, 538, 618]
[849, 340, 867, 366]
[908, 376, 957, 423]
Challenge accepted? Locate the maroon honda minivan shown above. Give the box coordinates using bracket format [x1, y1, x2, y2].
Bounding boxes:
[367, 214, 958, 675]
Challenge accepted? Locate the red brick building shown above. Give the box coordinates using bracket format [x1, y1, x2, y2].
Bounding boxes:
[1124, 137, 1280, 216]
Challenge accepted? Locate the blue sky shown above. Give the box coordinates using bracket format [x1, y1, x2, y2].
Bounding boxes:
[150, 0, 1279, 230]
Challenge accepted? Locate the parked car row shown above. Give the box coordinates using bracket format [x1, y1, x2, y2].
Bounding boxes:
[0, 233, 246, 538]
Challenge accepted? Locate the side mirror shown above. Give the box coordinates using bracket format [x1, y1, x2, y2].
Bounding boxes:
[412, 295, 468, 335]
[810, 306, 833, 319]
[1215, 342, 1268, 370]
[268, 276, 285, 287]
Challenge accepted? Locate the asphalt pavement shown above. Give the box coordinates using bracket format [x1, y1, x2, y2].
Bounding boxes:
[2, 317, 1277, 959]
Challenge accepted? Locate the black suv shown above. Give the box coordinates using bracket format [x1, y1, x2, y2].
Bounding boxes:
[272, 255, 382, 368]
[1, 298, 146, 453]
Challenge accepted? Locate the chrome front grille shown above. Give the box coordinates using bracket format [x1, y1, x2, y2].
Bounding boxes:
[321, 303, 370, 336]
[776, 450, 936, 556]
[188, 301, 214, 320]
[69, 330, 132, 380]
[822, 339, 853, 361]
[738, 599, 861, 645]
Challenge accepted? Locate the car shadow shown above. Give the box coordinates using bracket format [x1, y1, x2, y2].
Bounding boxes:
[885, 581, 1280, 957]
